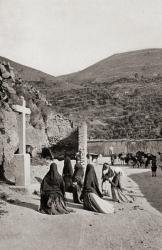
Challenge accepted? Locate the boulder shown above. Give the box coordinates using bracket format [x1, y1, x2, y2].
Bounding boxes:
[26, 119, 49, 156]
[0, 108, 19, 180]
[46, 112, 73, 145]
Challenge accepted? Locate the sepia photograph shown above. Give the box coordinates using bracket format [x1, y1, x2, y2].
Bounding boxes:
[0, 0, 162, 249]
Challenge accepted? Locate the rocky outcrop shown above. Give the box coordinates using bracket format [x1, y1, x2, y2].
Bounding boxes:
[26, 112, 73, 156]
[0, 60, 74, 180]
[26, 119, 49, 156]
[46, 112, 73, 145]
[0, 108, 19, 180]
[0, 109, 18, 162]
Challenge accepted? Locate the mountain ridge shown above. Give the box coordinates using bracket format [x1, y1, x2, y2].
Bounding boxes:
[57, 48, 162, 84]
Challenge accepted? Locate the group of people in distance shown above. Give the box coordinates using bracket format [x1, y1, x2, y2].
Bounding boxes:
[39, 153, 133, 215]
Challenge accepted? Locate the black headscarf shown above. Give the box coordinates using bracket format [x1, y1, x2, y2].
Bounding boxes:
[41, 163, 65, 197]
[62, 156, 73, 177]
[82, 164, 102, 197]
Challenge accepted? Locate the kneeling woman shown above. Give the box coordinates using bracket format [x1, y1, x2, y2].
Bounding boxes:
[81, 164, 114, 214]
[109, 168, 133, 203]
[40, 163, 73, 215]
[72, 158, 84, 204]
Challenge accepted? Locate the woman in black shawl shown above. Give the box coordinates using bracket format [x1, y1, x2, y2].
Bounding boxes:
[62, 154, 73, 192]
[72, 158, 84, 204]
[81, 164, 114, 214]
[40, 163, 73, 215]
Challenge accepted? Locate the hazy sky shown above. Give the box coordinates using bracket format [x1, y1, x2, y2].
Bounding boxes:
[0, 0, 162, 76]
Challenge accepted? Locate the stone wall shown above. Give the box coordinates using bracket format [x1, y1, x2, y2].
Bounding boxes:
[88, 139, 162, 155]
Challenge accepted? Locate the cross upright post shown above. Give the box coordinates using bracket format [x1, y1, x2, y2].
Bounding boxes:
[13, 96, 31, 154]
[12, 96, 31, 187]
[20, 97, 27, 154]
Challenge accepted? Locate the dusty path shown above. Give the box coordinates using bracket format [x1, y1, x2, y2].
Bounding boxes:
[0, 164, 162, 250]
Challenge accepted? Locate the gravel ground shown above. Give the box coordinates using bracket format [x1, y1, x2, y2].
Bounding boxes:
[0, 159, 162, 250]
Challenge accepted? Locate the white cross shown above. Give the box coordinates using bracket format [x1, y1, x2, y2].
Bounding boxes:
[12, 96, 31, 155]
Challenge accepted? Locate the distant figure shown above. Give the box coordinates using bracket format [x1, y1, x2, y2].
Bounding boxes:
[157, 152, 162, 171]
[110, 154, 116, 166]
[145, 153, 153, 168]
[109, 168, 133, 203]
[151, 156, 157, 177]
[81, 164, 114, 214]
[72, 157, 84, 204]
[40, 163, 73, 215]
[62, 153, 73, 192]
[109, 146, 114, 155]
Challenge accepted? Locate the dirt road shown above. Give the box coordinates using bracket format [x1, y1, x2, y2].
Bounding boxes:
[0, 163, 162, 250]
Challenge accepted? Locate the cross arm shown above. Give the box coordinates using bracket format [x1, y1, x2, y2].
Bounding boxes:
[12, 104, 31, 115]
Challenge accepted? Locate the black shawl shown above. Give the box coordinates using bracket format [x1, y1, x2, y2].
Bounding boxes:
[72, 162, 84, 183]
[41, 163, 65, 197]
[62, 156, 73, 177]
[82, 164, 102, 197]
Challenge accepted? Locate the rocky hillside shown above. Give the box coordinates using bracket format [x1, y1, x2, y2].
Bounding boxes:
[2, 48, 162, 142]
[45, 49, 162, 140]
[0, 61, 73, 180]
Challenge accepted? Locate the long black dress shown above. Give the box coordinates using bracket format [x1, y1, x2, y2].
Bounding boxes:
[40, 163, 73, 215]
[72, 161, 84, 203]
[81, 164, 114, 214]
[62, 156, 73, 192]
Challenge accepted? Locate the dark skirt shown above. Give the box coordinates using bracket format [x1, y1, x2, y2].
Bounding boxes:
[40, 193, 73, 215]
[151, 166, 157, 172]
[63, 175, 73, 192]
[111, 186, 134, 203]
[72, 183, 82, 204]
[83, 192, 114, 214]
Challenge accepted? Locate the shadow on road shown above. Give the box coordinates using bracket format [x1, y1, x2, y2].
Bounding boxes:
[1, 195, 38, 212]
[11, 199, 38, 211]
[130, 170, 162, 214]
[66, 198, 84, 210]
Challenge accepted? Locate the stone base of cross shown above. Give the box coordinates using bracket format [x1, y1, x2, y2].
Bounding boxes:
[13, 154, 30, 186]
[12, 96, 31, 187]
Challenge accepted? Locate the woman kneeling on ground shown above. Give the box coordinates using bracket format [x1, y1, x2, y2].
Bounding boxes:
[40, 163, 73, 215]
[72, 157, 84, 204]
[109, 168, 134, 203]
[80, 164, 114, 214]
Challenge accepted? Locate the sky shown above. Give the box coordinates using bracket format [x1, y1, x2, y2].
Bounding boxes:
[0, 0, 162, 76]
